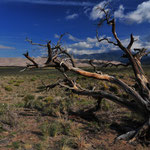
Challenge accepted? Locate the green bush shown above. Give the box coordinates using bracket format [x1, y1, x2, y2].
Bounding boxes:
[4, 85, 13, 91]
[17, 80, 24, 83]
[15, 101, 25, 108]
[24, 96, 45, 111]
[30, 77, 37, 81]
[8, 80, 15, 84]
[40, 121, 62, 137]
[14, 83, 20, 86]
[40, 120, 72, 138]
[23, 95, 73, 117]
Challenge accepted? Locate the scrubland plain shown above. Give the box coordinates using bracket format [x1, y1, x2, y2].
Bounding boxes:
[0, 66, 150, 150]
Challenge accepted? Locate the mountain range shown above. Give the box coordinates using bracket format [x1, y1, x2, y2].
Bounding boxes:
[0, 50, 149, 67]
[74, 50, 150, 65]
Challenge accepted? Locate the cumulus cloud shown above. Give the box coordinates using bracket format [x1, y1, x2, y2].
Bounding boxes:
[67, 48, 106, 55]
[90, 0, 112, 20]
[90, 0, 150, 24]
[0, 44, 16, 50]
[65, 34, 150, 55]
[86, 37, 97, 43]
[66, 35, 119, 55]
[114, 0, 150, 23]
[120, 36, 143, 50]
[114, 5, 124, 19]
[54, 33, 150, 55]
[69, 41, 94, 50]
[114, 35, 150, 51]
[90, 1, 107, 20]
[68, 34, 81, 42]
[66, 13, 79, 20]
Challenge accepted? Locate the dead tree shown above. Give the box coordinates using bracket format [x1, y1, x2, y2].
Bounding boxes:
[24, 6, 150, 144]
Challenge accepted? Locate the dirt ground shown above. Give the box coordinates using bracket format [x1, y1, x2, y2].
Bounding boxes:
[0, 66, 150, 150]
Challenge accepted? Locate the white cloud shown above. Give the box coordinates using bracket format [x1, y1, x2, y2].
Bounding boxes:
[145, 41, 150, 49]
[90, 0, 111, 20]
[114, 0, 150, 23]
[70, 41, 93, 50]
[117, 35, 150, 52]
[66, 13, 79, 20]
[114, 5, 124, 19]
[54, 34, 59, 39]
[54, 33, 81, 42]
[83, 7, 91, 15]
[66, 35, 119, 55]
[120, 36, 143, 50]
[68, 34, 81, 42]
[86, 37, 97, 43]
[3, 0, 95, 6]
[65, 34, 150, 55]
[90, 1, 107, 20]
[90, 0, 150, 24]
[0, 44, 16, 50]
[67, 47, 106, 55]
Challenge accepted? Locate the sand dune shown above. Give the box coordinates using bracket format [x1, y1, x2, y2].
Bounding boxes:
[0, 57, 46, 67]
[0, 57, 122, 67]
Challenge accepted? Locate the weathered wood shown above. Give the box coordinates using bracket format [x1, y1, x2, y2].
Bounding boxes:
[24, 3, 150, 143]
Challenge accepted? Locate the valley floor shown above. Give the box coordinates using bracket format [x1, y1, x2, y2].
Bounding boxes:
[0, 66, 150, 150]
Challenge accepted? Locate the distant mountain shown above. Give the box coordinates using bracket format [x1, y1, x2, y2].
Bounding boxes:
[142, 56, 150, 65]
[74, 50, 125, 62]
[0, 50, 149, 67]
[74, 50, 150, 64]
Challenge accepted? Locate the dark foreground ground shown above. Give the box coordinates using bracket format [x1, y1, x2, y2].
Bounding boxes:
[0, 66, 150, 150]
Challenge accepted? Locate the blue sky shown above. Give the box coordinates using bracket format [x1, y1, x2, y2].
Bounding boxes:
[0, 0, 150, 57]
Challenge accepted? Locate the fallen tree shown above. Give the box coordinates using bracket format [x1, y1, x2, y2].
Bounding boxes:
[23, 4, 150, 144]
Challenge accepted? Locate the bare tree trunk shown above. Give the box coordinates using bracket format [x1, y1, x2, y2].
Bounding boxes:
[23, 4, 150, 144]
